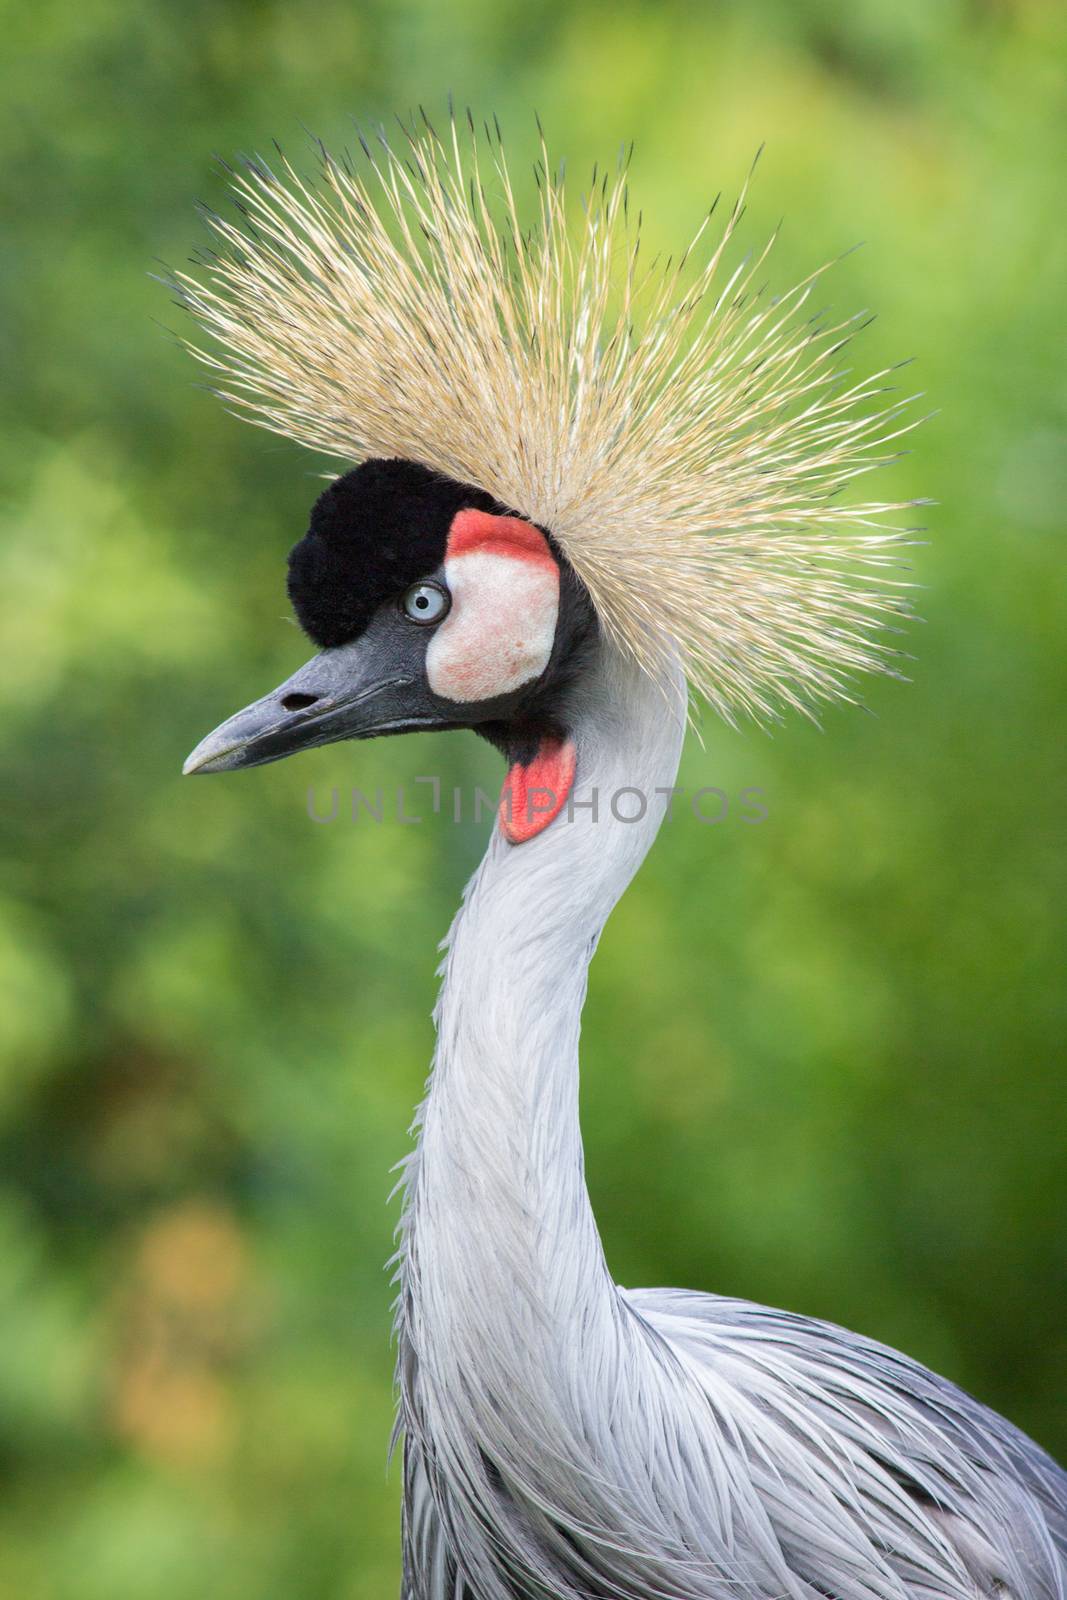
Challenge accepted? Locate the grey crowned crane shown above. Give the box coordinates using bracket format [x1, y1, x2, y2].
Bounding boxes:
[177, 118, 1066, 1600]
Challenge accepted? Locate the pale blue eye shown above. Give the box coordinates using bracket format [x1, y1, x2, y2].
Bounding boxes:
[402, 582, 450, 625]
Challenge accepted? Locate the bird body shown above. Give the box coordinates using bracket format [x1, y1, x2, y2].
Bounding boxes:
[394, 643, 1067, 1600]
[177, 115, 1066, 1600]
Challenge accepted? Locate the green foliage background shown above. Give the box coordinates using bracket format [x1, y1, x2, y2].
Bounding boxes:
[1, 1, 1065, 1594]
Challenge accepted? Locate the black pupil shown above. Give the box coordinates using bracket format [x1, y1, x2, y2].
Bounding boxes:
[416, 593, 429, 609]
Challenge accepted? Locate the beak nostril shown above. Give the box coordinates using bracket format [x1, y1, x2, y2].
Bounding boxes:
[281, 692, 320, 712]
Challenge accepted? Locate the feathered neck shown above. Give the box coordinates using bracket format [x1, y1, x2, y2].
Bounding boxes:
[403, 642, 685, 1306]
[394, 643, 686, 1594]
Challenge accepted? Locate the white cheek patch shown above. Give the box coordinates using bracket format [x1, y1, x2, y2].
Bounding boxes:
[426, 515, 560, 704]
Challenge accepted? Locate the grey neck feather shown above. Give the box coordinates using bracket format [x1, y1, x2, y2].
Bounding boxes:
[395, 643, 1067, 1600]
[408, 642, 685, 1313]
[396, 642, 687, 1591]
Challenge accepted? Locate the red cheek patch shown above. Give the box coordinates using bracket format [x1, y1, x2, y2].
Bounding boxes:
[499, 735, 577, 845]
[445, 508, 557, 567]
[426, 509, 560, 704]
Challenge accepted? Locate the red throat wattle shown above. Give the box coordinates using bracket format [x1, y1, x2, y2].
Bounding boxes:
[499, 736, 577, 845]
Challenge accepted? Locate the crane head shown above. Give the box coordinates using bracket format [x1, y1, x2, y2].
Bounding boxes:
[183, 458, 598, 831]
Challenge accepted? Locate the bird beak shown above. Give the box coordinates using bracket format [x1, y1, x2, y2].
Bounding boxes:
[183, 635, 438, 775]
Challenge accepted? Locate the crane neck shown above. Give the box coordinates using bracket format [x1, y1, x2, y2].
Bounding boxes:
[399, 641, 687, 1356]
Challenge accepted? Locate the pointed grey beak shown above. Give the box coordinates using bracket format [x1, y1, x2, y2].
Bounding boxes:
[183, 636, 423, 775]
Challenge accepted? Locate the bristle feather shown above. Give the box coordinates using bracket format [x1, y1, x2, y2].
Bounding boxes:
[176, 118, 919, 719]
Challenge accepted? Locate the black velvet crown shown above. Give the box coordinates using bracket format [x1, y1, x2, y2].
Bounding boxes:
[287, 458, 500, 649]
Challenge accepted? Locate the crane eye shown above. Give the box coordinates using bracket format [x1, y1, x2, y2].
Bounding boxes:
[401, 582, 450, 626]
